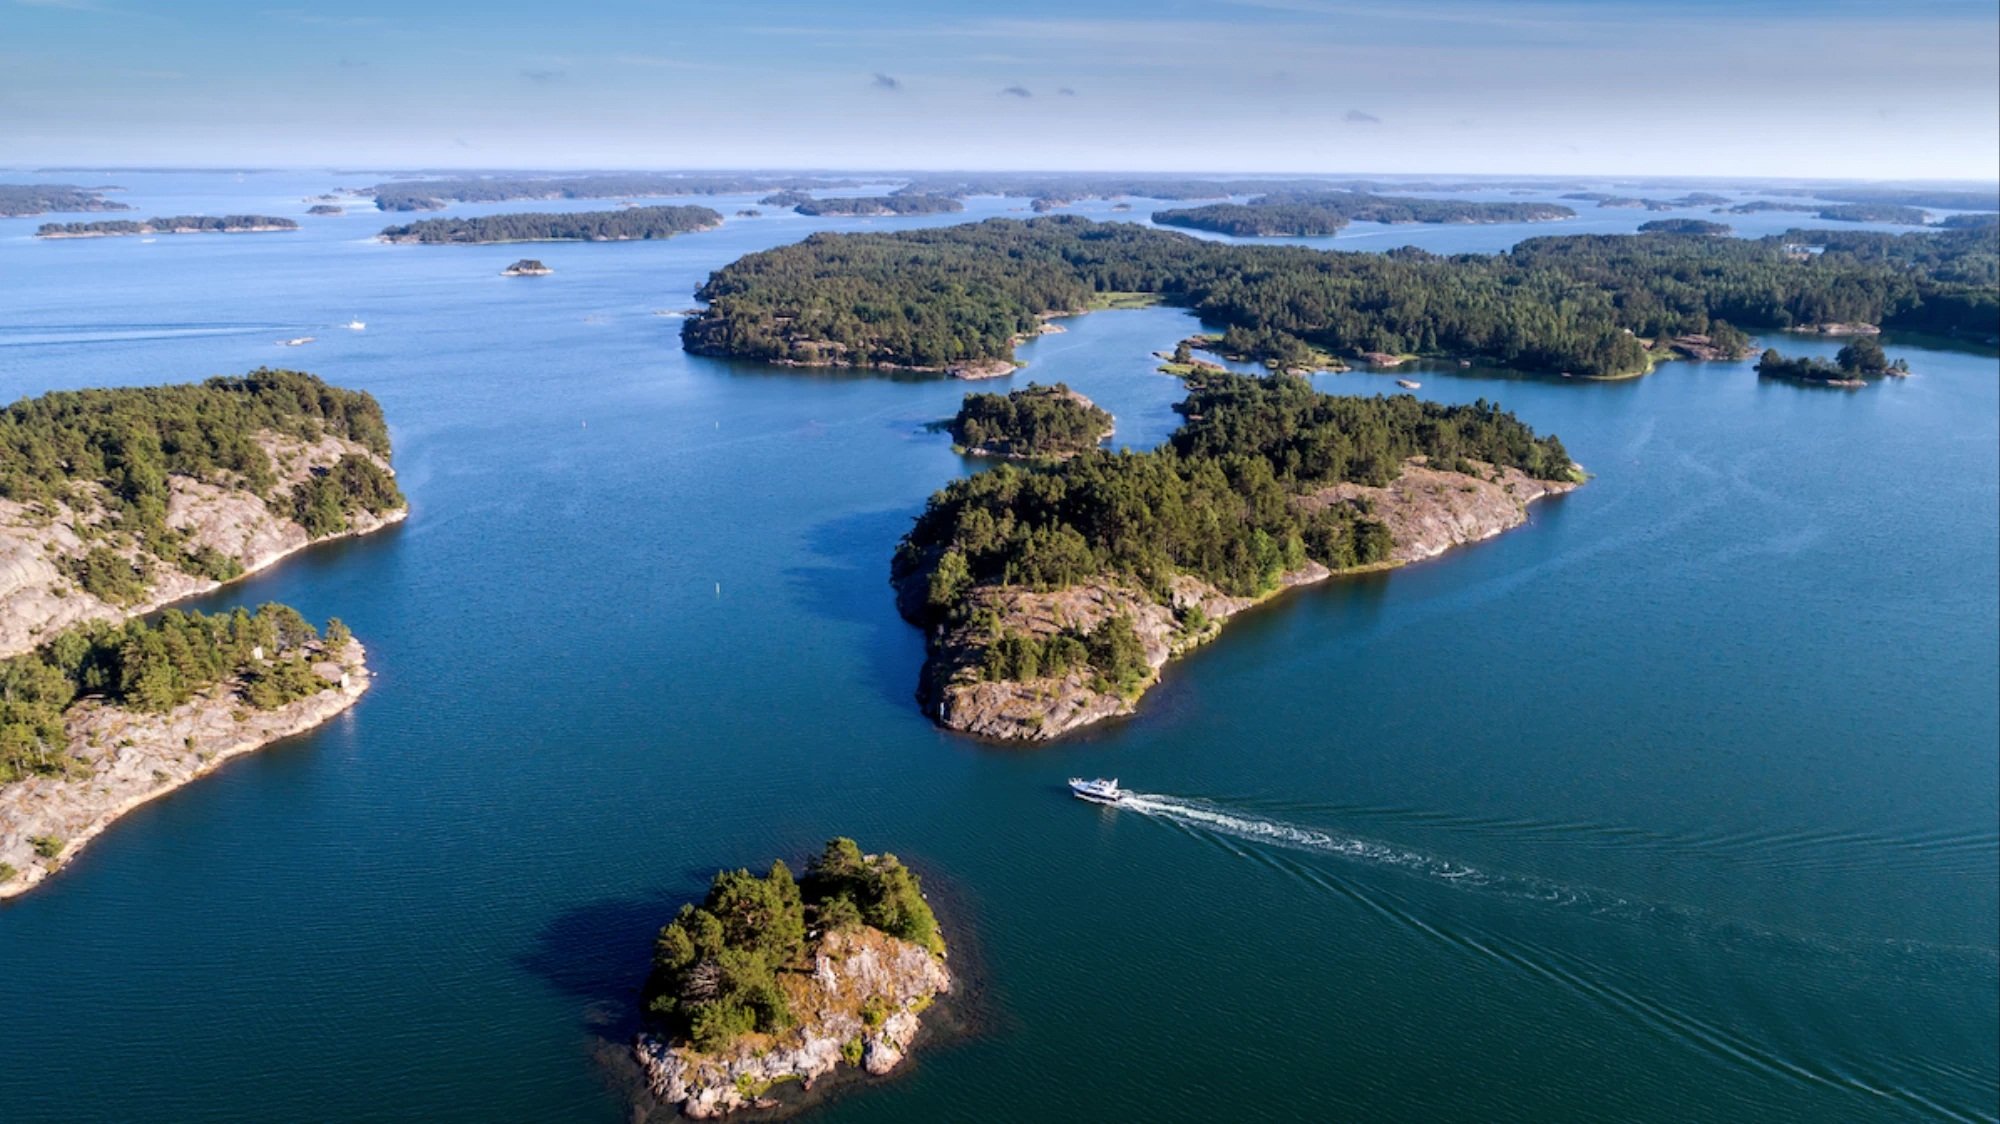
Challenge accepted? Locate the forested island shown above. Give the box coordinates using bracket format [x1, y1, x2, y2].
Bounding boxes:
[891, 175, 1588, 205]
[893, 374, 1580, 739]
[1756, 338, 1909, 386]
[794, 194, 963, 217]
[1151, 192, 1574, 236]
[633, 838, 949, 1118]
[949, 383, 1114, 459]
[36, 215, 298, 238]
[378, 205, 722, 244]
[306, 204, 344, 216]
[758, 189, 816, 208]
[0, 368, 406, 658]
[1638, 219, 1732, 236]
[0, 184, 129, 217]
[682, 216, 1998, 378]
[367, 174, 854, 211]
[0, 607, 371, 897]
[502, 258, 552, 276]
[1815, 203, 1930, 224]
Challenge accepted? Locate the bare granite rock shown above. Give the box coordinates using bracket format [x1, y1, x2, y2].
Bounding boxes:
[0, 430, 404, 659]
[0, 638, 371, 898]
[634, 927, 950, 1119]
[904, 457, 1577, 741]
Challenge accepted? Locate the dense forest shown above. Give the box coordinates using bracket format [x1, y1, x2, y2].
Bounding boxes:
[1152, 192, 1574, 236]
[950, 383, 1113, 459]
[367, 174, 854, 211]
[897, 375, 1575, 643]
[644, 838, 942, 1051]
[684, 216, 1999, 377]
[0, 184, 129, 217]
[1755, 339, 1908, 385]
[0, 606, 350, 783]
[794, 194, 963, 217]
[379, 205, 722, 243]
[0, 369, 402, 593]
[37, 215, 297, 237]
[1637, 219, 1732, 235]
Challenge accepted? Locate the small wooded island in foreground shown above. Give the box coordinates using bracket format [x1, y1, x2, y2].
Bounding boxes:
[895, 374, 1581, 740]
[949, 382, 1113, 459]
[634, 838, 949, 1119]
[379, 204, 722, 244]
[37, 215, 298, 238]
[683, 217, 1997, 378]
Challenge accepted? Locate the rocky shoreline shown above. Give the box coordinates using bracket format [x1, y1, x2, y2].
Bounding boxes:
[634, 918, 950, 1118]
[0, 638, 372, 899]
[899, 459, 1577, 741]
[0, 430, 406, 659]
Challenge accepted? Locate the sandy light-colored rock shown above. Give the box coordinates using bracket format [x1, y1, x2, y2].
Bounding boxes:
[0, 638, 371, 899]
[634, 926, 950, 1119]
[906, 457, 1577, 742]
[0, 430, 404, 659]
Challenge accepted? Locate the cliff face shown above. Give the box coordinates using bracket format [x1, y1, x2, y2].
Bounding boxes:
[634, 927, 951, 1119]
[904, 459, 1575, 742]
[0, 638, 371, 899]
[0, 431, 404, 659]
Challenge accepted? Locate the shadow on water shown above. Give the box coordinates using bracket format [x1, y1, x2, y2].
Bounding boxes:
[784, 506, 929, 714]
[516, 874, 714, 1030]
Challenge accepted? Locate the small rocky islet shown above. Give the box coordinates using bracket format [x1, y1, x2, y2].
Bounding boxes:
[633, 839, 950, 1119]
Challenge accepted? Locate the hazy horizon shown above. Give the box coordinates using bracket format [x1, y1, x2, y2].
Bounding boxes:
[4, 0, 1996, 179]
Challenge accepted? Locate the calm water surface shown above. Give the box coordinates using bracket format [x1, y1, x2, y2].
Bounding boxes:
[0, 172, 1994, 1123]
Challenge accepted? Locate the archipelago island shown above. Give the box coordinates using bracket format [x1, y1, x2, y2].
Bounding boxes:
[635, 839, 949, 1118]
[0, 369, 407, 896]
[379, 205, 723, 244]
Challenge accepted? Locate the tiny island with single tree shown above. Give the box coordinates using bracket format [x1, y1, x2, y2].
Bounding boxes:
[633, 838, 949, 1119]
[948, 382, 1114, 460]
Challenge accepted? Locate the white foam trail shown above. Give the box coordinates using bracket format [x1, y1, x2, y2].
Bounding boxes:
[1121, 793, 1499, 888]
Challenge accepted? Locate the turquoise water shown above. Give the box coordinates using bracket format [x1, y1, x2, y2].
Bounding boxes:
[0, 173, 1995, 1122]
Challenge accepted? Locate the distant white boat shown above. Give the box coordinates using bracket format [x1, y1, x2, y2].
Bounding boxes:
[344, 320, 366, 331]
[1068, 777, 1126, 805]
[139, 238, 156, 244]
[280, 336, 314, 347]
[1397, 378, 1421, 389]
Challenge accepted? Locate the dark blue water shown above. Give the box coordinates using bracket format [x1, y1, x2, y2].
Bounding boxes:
[1, 173, 1994, 1123]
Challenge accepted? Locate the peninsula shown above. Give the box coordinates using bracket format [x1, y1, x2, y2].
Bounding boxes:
[948, 382, 1113, 459]
[683, 216, 1998, 378]
[893, 374, 1581, 740]
[1151, 191, 1574, 236]
[0, 369, 407, 659]
[36, 215, 298, 238]
[634, 838, 950, 1119]
[379, 205, 723, 244]
[0, 183, 129, 217]
[0, 607, 371, 897]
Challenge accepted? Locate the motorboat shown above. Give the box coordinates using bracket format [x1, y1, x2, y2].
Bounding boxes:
[1396, 378, 1421, 389]
[1068, 777, 1125, 804]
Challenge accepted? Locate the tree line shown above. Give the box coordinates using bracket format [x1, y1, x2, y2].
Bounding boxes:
[37, 215, 297, 237]
[0, 605, 349, 783]
[794, 195, 963, 217]
[379, 205, 722, 244]
[368, 175, 857, 212]
[1151, 192, 1574, 236]
[683, 215, 1999, 378]
[0, 184, 129, 217]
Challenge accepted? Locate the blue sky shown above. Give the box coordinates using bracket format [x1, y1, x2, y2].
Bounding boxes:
[3, 0, 1996, 177]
